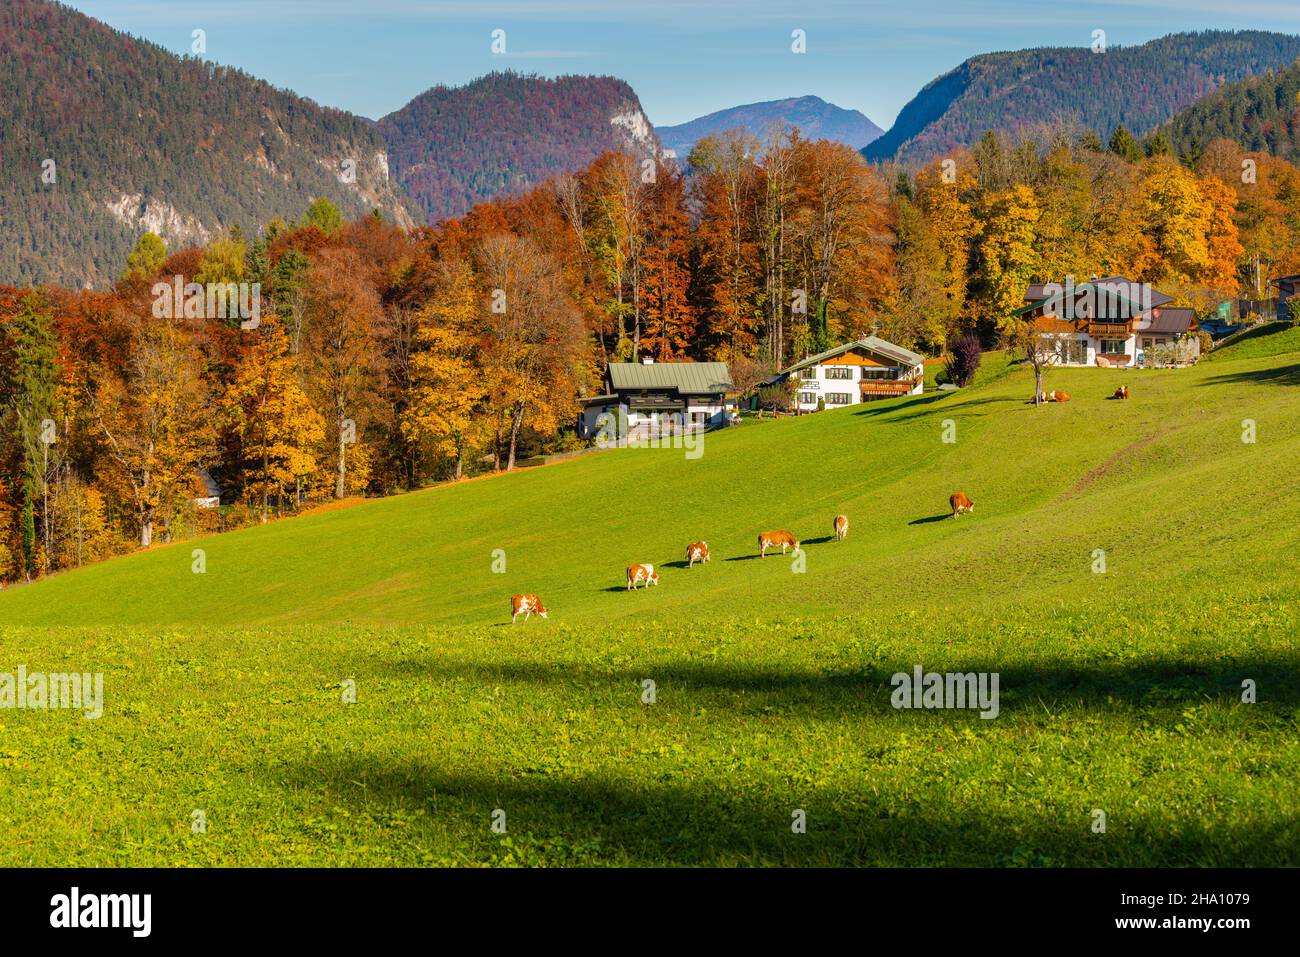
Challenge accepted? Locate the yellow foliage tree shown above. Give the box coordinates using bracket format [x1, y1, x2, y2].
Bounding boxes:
[223, 320, 325, 518]
[402, 262, 489, 480]
[978, 184, 1041, 329]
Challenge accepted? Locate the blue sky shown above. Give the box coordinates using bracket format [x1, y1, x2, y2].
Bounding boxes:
[66, 1, 1300, 128]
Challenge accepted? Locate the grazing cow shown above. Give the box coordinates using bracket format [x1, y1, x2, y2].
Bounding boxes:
[1112, 385, 1129, 400]
[1051, 390, 1071, 403]
[686, 541, 711, 567]
[510, 593, 548, 624]
[833, 514, 849, 541]
[949, 492, 974, 518]
[627, 563, 660, 590]
[758, 530, 799, 557]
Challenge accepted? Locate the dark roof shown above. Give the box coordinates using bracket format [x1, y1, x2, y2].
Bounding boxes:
[1269, 274, 1300, 287]
[1017, 277, 1173, 317]
[606, 361, 732, 394]
[1143, 307, 1196, 335]
[782, 336, 924, 374]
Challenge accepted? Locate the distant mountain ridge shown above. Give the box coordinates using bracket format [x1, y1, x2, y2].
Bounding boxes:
[0, 0, 413, 288]
[378, 72, 659, 223]
[864, 30, 1300, 164]
[1162, 56, 1300, 164]
[656, 95, 883, 156]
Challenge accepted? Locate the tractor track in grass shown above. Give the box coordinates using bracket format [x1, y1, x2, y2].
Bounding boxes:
[1060, 430, 1168, 501]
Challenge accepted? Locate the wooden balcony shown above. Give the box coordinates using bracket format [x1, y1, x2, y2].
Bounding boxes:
[1086, 321, 1133, 337]
[860, 377, 919, 397]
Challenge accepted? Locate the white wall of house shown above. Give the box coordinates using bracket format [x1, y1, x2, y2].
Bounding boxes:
[1042, 332, 1192, 367]
[792, 361, 922, 411]
[684, 400, 729, 427]
[580, 399, 730, 438]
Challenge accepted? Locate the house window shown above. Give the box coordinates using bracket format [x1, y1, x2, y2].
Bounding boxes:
[1056, 338, 1086, 364]
[826, 392, 852, 405]
[799, 368, 817, 380]
[1099, 339, 1127, 355]
[798, 392, 816, 405]
[860, 367, 899, 380]
[824, 366, 854, 380]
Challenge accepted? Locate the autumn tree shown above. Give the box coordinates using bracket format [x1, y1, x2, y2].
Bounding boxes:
[123, 232, 168, 282]
[94, 316, 214, 546]
[789, 139, 896, 353]
[223, 319, 325, 518]
[2, 293, 58, 577]
[303, 248, 382, 499]
[690, 131, 764, 358]
[639, 160, 695, 359]
[402, 259, 488, 480]
[974, 184, 1041, 328]
[473, 233, 590, 471]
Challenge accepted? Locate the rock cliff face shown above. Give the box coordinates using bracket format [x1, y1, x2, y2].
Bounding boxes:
[378, 72, 661, 223]
[0, 0, 413, 287]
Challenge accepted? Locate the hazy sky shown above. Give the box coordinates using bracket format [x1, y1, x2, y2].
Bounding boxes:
[65, 1, 1300, 127]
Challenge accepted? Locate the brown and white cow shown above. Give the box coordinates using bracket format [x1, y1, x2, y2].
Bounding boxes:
[1051, 390, 1071, 403]
[627, 563, 660, 590]
[833, 514, 849, 541]
[758, 530, 799, 557]
[1112, 385, 1129, 400]
[510, 593, 548, 624]
[686, 541, 710, 567]
[949, 492, 974, 518]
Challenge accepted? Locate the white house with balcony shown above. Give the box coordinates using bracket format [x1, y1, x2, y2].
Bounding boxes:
[1017, 276, 1200, 368]
[777, 337, 925, 411]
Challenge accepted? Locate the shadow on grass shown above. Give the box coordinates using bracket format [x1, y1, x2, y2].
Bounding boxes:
[908, 514, 951, 526]
[373, 655, 1300, 712]
[858, 394, 1023, 423]
[262, 750, 1298, 866]
[1200, 363, 1300, 387]
[852, 392, 948, 418]
[296, 651, 1300, 864]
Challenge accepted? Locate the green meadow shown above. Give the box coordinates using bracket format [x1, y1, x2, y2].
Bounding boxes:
[2, 332, 1298, 866]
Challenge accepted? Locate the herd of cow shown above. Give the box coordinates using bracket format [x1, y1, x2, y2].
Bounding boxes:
[510, 383, 1133, 622]
[508, 496, 977, 623]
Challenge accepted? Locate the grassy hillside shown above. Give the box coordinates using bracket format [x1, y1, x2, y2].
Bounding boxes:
[2, 341, 1298, 865]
